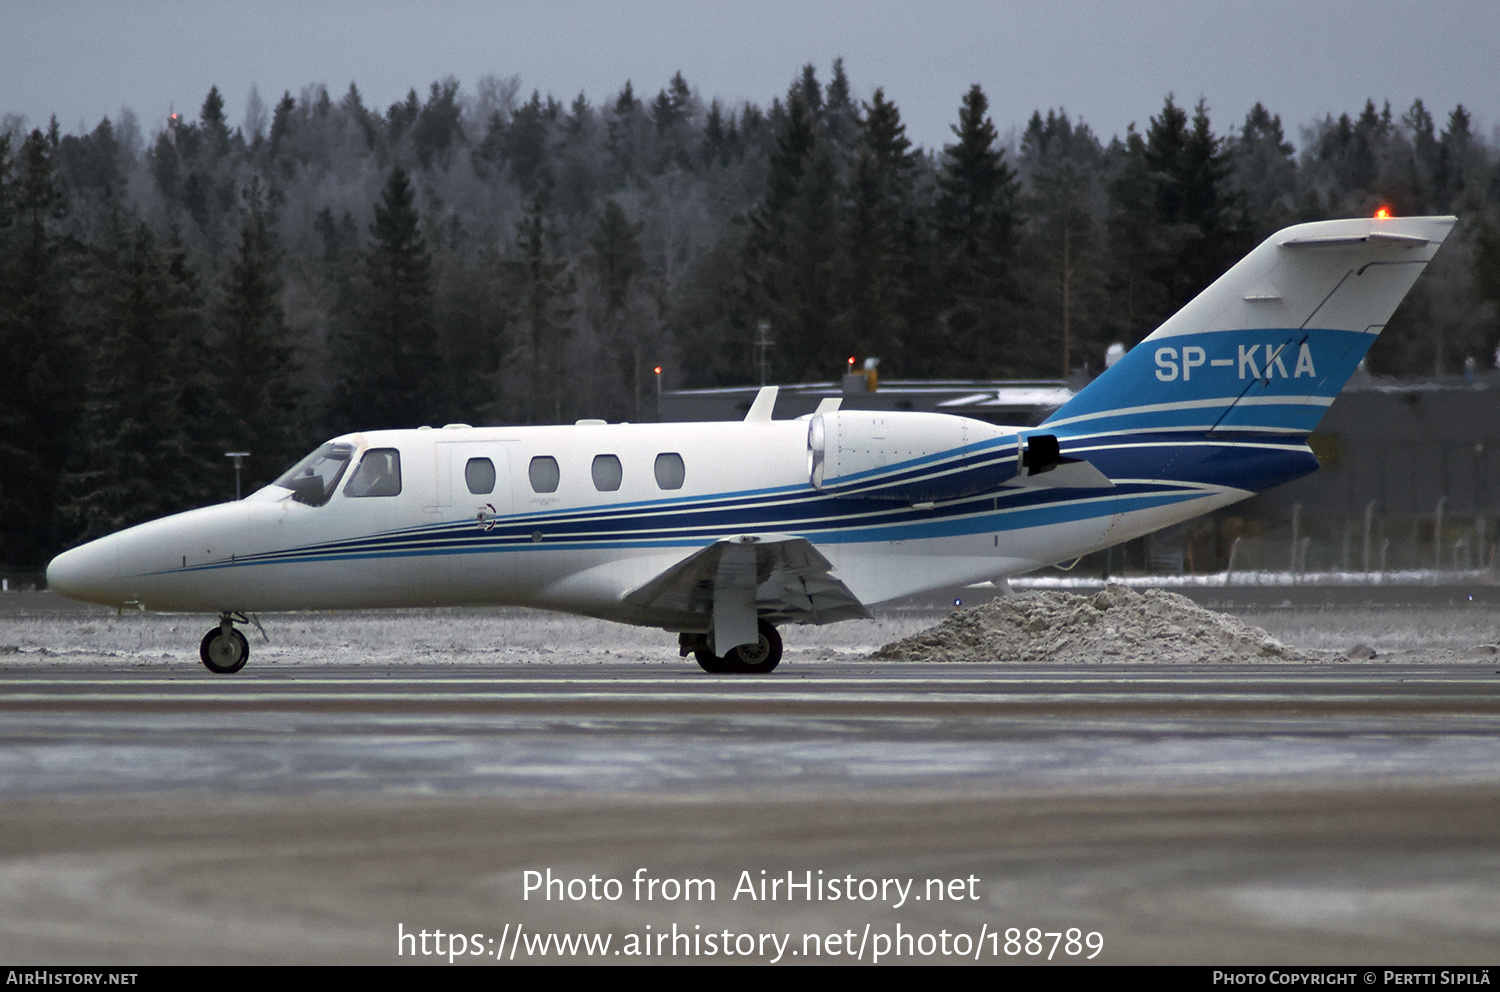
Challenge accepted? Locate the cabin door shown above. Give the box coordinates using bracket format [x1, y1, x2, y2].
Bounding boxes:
[432, 441, 517, 598]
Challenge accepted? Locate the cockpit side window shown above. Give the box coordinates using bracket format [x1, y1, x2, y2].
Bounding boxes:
[344, 448, 403, 497]
[274, 443, 355, 507]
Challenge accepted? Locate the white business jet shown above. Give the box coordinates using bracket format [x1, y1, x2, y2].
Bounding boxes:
[47, 214, 1454, 674]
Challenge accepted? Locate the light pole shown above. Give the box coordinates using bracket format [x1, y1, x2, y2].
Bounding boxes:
[225, 451, 250, 500]
[755, 320, 773, 386]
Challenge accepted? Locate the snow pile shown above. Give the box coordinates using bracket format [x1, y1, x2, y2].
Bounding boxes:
[872, 583, 1321, 664]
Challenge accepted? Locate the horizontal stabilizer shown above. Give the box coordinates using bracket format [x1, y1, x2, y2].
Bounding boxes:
[1281, 231, 1432, 248]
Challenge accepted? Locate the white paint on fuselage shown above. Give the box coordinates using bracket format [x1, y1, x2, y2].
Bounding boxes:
[46, 415, 1253, 626]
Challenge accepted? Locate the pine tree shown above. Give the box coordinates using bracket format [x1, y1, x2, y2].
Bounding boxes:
[412, 79, 465, 169]
[1399, 98, 1439, 213]
[430, 220, 506, 425]
[503, 91, 552, 192]
[199, 85, 230, 160]
[838, 88, 919, 369]
[1103, 126, 1176, 344]
[1131, 96, 1239, 318]
[1437, 105, 1480, 211]
[386, 89, 421, 143]
[745, 91, 845, 381]
[268, 91, 297, 171]
[702, 99, 728, 167]
[933, 84, 1021, 375]
[501, 186, 575, 423]
[650, 71, 696, 171]
[54, 118, 125, 243]
[65, 222, 206, 541]
[329, 168, 435, 430]
[1145, 95, 1191, 223]
[1226, 103, 1297, 236]
[0, 130, 78, 565]
[823, 58, 858, 150]
[1177, 99, 1243, 295]
[212, 180, 303, 486]
[607, 81, 644, 179]
[1020, 110, 1108, 378]
[589, 199, 647, 417]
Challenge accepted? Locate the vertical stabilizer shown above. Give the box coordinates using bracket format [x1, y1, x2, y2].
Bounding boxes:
[1044, 215, 1455, 439]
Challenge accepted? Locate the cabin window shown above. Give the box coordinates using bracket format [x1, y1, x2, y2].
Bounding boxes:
[654, 452, 685, 490]
[274, 442, 354, 507]
[344, 448, 403, 497]
[592, 454, 623, 492]
[465, 457, 496, 495]
[528, 456, 560, 493]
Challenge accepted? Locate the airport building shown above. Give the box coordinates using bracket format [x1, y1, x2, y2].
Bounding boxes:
[1224, 369, 1500, 576]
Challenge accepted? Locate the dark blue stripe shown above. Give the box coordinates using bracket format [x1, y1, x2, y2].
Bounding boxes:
[157, 430, 1313, 576]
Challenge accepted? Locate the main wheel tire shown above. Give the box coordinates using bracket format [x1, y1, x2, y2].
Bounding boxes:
[723, 620, 782, 673]
[200, 627, 249, 674]
[694, 648, 732, 673]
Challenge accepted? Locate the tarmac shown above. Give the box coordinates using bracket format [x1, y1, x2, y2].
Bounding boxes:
[2, 588, 1499, 965]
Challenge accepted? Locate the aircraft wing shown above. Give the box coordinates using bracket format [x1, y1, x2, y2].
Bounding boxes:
[623, 535, 872, 644]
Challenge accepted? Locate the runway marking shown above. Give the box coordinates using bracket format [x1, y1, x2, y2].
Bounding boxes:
[5, 673, 1498, 688]
[4, 691, 1497, 711]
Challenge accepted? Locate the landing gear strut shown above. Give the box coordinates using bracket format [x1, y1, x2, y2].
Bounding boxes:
[199, 614, 250, 674]
[682, 620, 783, 674]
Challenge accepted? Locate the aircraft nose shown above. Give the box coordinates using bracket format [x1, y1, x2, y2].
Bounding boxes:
[46, 537, 126, 607]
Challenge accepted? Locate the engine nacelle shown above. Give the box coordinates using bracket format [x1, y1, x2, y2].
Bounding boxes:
[807, 411, 1020, 503]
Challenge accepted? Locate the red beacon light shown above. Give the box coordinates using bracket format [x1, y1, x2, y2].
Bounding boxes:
[1374, 206, 1392, 220]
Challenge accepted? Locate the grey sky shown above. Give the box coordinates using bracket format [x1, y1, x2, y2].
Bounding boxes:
[5, 0, 1498, 153]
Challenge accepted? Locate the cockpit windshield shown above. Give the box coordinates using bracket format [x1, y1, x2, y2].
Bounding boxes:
[273, 443, 356, 506]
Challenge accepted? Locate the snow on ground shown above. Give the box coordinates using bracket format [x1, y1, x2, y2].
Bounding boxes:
[875, 584, 1322, 664]
[0, 604, 935, 668]
[1, 585, 1497, 667]
[1012, 568, 1497, 589]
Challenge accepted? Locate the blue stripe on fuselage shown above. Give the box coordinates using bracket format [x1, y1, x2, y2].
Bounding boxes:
[156, 427, 1316, 575]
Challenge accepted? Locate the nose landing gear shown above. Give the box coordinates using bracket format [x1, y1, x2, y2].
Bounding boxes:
[198, 613, 263, 674]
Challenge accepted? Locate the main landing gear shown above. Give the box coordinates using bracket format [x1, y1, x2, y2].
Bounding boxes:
[199, 613, 261, 674]
[680, 620, 783, 674]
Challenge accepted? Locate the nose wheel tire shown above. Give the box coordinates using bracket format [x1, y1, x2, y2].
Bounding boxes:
[693, 620, 782, 674]
[200, 626, 250, 674]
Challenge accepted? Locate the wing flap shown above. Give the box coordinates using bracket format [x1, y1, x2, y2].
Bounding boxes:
[623, 535, 872, 633]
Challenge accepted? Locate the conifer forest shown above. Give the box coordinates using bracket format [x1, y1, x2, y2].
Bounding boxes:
[3, 62, 1500, 567]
